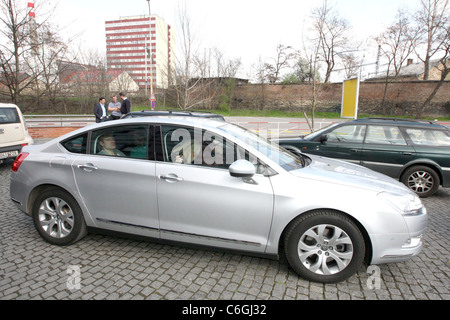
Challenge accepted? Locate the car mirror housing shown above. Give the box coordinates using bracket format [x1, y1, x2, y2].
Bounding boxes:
[229, 160, 256, 178]
[319, 134, 328, 143]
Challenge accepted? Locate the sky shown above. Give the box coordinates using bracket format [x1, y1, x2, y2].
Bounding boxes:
[53, 0, 422, 82]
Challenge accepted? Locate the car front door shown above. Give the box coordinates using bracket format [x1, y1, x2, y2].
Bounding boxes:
[311, 124, 366, 164]
[155, 125, 274, 253]
[72, 125, 160, 238]
[360, 125, 415, 178]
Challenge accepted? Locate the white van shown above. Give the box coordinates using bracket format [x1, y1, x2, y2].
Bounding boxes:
[0, 103, 33, 162]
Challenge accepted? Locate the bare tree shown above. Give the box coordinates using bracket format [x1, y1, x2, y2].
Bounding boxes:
[264, 44, 296, 84]
[312, 0, 351, 83]
[168, 2, 242, 111]
[417, 24, 450, 117]
[24, 21, 73, 108]
[414, 0, 449, 80]
[301, 0, 330, 131]
[340, 53, 361, 79]
[375, 10, 417, 113]
[0, 0, 59, 104]
[170, 1, 211, 110]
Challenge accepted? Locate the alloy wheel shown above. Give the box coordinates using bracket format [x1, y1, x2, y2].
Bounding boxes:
[38, 197, 75, 239]
[297, 224, 354, 275]
[407, 170, 434, 195]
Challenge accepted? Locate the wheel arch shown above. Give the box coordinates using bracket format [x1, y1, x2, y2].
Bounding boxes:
[281, 145, 303, 154]
[278, 208, 373, 266]
[27, 184, 75, 214]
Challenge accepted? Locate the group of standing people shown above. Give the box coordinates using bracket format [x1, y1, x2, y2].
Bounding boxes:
[94, 93, 131, 123]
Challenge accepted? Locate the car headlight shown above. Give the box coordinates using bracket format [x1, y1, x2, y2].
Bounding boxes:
[378, 192, 426, 216]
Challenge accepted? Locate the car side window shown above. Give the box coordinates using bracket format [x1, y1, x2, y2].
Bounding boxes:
[90, 125, 153, 159]
[61, 133, 88, 154]
[327, 125, 366, 143]
[405, 128, 450, 146]
[160, 125, 266, 173]
[365, 125, 407, 145]
[0, 108, 20, 124]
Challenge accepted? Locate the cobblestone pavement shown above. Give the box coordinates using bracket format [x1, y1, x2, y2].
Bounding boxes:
[0, 159, 449, 301]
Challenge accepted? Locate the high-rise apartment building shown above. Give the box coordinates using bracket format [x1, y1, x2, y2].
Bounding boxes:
[105, 15, 175, 91]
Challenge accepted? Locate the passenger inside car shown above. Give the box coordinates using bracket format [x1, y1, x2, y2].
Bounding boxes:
[97, 133, 126, 157]
[130, 130, 148, 159]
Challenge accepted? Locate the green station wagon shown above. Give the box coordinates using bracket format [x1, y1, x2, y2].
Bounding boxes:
[276, 118, 450, 197]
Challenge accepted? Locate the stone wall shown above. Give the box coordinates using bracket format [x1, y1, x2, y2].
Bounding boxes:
[232, 81, 450, 117]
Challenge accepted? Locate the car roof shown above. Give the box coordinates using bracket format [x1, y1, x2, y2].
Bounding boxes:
[53, 116, 230, 147]
[350, 117, 448, 130]
[0, 103, 20, 109]
[98, 115, 228, 130]
[124, 110, 225, 121]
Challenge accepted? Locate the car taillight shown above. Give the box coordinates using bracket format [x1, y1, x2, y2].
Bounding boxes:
[12, 152, 29, 172]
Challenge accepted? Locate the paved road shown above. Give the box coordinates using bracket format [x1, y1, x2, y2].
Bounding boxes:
[0, 159, 449, 301]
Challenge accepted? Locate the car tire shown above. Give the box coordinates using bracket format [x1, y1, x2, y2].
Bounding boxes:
[284, 210, 365, 283]
[401, 165, 440, 198]
[32, 188, 87, 246]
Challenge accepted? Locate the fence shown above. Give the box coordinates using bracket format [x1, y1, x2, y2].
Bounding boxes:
[24, 115, 450, 140]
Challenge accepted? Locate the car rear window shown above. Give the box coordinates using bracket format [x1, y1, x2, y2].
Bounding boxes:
[0, 108, 20, 124]
[61, 133, 88, 154]
[406, 128, 450, 146]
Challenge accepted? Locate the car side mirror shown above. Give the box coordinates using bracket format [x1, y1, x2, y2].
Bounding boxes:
[229, 160, 256, 178]
[319, 134, 328, 143]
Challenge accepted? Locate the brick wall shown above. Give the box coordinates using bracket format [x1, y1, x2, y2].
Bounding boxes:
[28, 127, 82, 139]
[232, 81, 450, 116]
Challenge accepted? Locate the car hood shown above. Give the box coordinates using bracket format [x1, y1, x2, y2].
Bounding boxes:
[291, 154, 411, 195]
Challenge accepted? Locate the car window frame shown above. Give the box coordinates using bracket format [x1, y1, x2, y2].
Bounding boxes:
[156, 124, 270, 175]
[60, 132, 89, 155]
[403, 127, 450, 147]
[364, 125, 408, 146]
[0, 107, 21, 124]
[320, 124, 367, 144]
[87, 124, 156, 160]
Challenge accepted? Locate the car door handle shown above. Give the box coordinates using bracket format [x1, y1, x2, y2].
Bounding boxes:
[159, 174, 183, 182]
[402, 152, 413, 156]
[78, 163, 98, 171]
[349, 149, 359, 153]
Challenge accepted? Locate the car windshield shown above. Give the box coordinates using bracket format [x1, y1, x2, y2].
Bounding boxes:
[218, 123, 306, 171]
[303, 122, 341, 140]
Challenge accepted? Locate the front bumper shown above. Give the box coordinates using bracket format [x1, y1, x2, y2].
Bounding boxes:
[370, 208, 428, 265]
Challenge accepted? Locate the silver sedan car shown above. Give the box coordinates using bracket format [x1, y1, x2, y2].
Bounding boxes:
[10, 117, 427, 283]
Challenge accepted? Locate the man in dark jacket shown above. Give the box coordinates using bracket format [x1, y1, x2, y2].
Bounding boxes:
[94, 97, 108, 123]
[119, 92, 131, 115]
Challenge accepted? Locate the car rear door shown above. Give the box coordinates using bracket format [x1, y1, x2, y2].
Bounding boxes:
[71, 124, 160, 238]
[360, 125, 415, 178]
